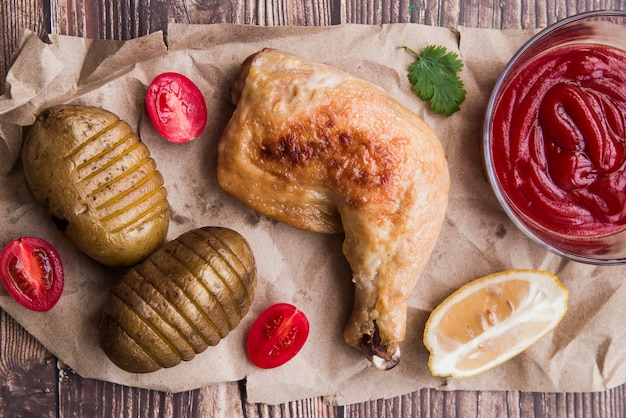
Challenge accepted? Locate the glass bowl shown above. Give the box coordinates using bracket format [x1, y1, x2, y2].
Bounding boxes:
[483, 10, 626, 265]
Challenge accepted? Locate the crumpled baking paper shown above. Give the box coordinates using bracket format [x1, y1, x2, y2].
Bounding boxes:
[1, 23, 626, 406]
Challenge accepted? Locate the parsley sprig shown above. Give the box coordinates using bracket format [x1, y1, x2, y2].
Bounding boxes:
[400, 45, 466, 116]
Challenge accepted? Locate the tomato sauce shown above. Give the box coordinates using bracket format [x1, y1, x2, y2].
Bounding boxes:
[491, 44, 626, 237]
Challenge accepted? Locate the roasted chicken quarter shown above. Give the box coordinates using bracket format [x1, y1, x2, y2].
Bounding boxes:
[217, 49, 450, 370]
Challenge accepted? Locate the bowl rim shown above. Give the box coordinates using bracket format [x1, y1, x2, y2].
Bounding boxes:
[482, 9, 626, 266]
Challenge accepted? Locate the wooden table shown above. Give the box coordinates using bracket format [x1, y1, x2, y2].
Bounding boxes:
[2, 1, 626, 417]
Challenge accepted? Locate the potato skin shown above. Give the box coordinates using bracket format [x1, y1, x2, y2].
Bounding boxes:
[22, 105, 169, 268]
[99, 226, 257, 373]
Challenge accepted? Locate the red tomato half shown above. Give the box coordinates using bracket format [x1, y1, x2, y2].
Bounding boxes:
[247, 303, 310, 369]
[146, 72, 208, 144]
[0, 237, 64, 312]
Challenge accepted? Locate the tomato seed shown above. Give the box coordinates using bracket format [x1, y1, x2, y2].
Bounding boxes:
[277, 326, 299, 348]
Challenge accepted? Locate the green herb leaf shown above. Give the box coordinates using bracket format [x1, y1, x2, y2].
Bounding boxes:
[401, 45, 466, 116]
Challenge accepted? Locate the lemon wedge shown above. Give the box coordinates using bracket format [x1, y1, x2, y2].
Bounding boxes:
[423, 269, 568, 379]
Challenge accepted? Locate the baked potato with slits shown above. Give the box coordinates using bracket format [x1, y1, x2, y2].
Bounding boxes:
[99, 226, 257, 373]
[22, 105, 169, 268]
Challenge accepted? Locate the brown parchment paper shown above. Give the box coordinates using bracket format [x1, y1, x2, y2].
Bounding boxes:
[2, 23, 626, 406]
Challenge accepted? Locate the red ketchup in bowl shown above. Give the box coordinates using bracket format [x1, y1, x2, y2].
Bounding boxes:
[491, 44, 626, 238]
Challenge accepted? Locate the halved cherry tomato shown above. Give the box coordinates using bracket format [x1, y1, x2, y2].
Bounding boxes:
[146, 72, 208, 144]
[0, 237, 64, 312]
[246, 303, 310, 369]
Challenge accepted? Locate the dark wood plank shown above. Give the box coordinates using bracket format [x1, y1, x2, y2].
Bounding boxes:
[53, 0, 335, 31]
[173, 0, 336, 26]
[342, 0, 626, 28]
[51, 0, 169, 39]
[58, 364, 247, 418]
[0, 0, 49, 94]
[0, 310, 58, 418]
[243, 396, 339, 418]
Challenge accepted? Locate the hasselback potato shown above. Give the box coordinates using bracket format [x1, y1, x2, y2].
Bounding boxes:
[99, 226, 257, 373]
[22, 105, 169, 268]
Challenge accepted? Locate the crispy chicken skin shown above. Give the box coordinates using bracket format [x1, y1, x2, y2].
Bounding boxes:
[217, 48, 450, 369]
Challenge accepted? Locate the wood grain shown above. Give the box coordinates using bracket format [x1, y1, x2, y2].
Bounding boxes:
[57, 366, 243, 417]
[51, 0, 169, 38]
[0, 0, 49, 95]
[0, 310, 57, 418]
[171, 0, 335, 25]
[2, 0, 626, 417]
